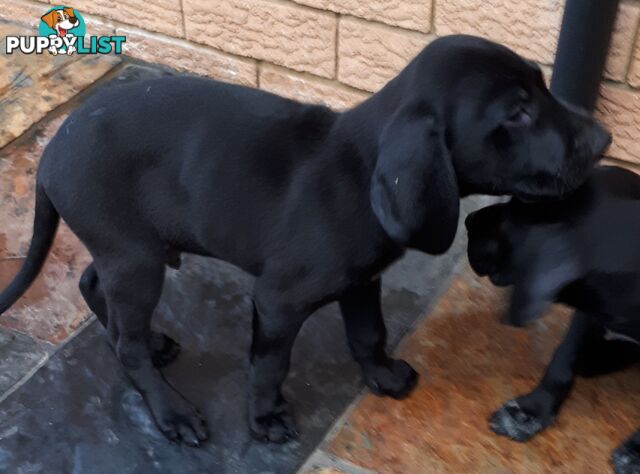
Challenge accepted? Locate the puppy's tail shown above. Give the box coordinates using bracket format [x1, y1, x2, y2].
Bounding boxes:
[0, 185, 59, 314]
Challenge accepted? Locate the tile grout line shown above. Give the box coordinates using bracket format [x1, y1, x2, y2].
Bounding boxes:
[296, 388, 370, 473]
[298, 450, 377, 474]
[0, 314, 96, 405]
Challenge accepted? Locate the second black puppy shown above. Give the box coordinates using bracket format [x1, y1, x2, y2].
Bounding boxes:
[466, 165, 640, 472]
[0, 35, 609, 446]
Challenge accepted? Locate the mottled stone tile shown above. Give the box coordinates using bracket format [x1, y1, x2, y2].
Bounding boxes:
[0, 113, 92, 344]
[0, 21, 121, 148]
[326, 266, 640, 473]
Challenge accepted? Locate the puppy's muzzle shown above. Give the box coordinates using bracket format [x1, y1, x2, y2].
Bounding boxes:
[563, 100, 612, 160]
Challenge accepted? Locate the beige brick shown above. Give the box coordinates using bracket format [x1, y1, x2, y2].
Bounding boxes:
[69, 0, 183, 38]
[184, 0, 336, 78]
[605, 1, 640, 82]
[116, 26, 258, 86]
[435, 0, 563, 64]
[595, 83, 640, 165]
[625, 9, 640, 87]
[292, 0, 432, 33]
[338, 17, 428, 92]
[259, 64, 369, 110]
[0, 0, 51, 28]
[83, 13, 116, 37]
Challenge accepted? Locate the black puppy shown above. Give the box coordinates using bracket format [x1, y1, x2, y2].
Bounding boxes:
[466, 165, 640, 472]
[0, 35, 609, 446]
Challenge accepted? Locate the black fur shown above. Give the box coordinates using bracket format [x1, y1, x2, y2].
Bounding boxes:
[0, 35, 609, 445]
[466, 165, 640, 472]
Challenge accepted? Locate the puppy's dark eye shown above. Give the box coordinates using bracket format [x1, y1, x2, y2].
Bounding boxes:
[503, 106, 532, 128]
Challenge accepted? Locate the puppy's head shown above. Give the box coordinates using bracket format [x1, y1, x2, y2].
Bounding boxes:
[465, 203, 514, 286]
[416, 35, 610, 201]
[370, 35, 609, 255]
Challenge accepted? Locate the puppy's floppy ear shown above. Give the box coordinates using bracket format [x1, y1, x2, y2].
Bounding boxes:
[370, 104, 459, 254]
[63, 7, 76, 18]
[41, 10, 58, 28]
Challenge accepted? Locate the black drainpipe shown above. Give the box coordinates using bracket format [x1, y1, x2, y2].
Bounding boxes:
[550, 0, 620, 112]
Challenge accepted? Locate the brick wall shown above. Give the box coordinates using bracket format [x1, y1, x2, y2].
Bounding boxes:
[4, 0, 640, 170]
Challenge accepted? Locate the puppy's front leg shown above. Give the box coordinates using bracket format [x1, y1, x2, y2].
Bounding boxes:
[339, 279, 418, 399]
[248, 290, 309, 443]
[506, 281, 552, 327]
[490, 310, 593, 442]
[507, 252, 577, 327]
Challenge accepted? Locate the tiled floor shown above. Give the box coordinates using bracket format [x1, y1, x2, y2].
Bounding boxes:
[302, 266, 640, 473]
[2, 17, 638, 474]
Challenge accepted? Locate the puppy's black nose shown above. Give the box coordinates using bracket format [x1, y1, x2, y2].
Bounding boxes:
[69, 16, 78, 24]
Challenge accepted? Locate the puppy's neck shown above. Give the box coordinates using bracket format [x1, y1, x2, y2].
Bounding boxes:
[336, 74, 416, 171]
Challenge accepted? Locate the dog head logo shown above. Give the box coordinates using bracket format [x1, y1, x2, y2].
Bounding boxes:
[38, 6, 86, 55]
[41, 7, 79, 37]
[5, 6, 125, 55]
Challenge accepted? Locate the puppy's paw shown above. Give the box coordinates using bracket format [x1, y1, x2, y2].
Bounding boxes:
[249, 407, 298, 444]
[612, 440, 640, 474]
[364, 358, 418, 399]
[151, 397, 209, 447]
[489, 399, 551, 442]
[149, 332, 181, 368]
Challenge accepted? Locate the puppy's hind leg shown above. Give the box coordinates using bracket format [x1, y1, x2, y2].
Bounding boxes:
[339, 279, 417, 399]
[79, 262, 181, 367]
[79, 261, 117, 340]
[97, 250, 208, 446]
[490, 310, 593, 442]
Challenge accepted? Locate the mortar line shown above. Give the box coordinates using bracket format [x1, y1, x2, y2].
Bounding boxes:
[430, 0, 437, 34]
[334, 14, 340, 81]
[179, 0, 187, 39]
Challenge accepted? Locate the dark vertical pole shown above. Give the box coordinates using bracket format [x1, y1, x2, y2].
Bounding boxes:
[550, 0, 620, 112]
